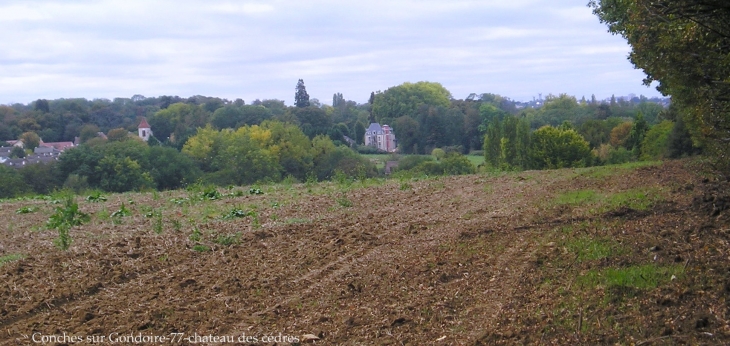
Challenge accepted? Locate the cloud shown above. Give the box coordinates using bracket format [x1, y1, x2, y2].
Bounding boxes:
[0, 0, 660, 105]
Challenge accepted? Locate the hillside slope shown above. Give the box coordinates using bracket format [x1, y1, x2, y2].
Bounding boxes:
[1, 159, 728, 345]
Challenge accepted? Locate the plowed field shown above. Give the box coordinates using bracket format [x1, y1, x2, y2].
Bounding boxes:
[1, 159, 729, 345]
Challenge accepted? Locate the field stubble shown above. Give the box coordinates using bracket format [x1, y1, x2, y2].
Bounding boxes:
[0, 159, 728, 344]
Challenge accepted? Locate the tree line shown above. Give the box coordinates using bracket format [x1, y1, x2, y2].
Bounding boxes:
[0, 78, 703, 198]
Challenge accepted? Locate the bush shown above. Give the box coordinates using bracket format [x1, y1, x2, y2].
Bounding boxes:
[607, 147, 633, 165]
[440, 153, 476, 175]
[396, 155, 434, 171]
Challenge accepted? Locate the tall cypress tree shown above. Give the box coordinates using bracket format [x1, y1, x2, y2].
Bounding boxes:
[295, 79, 310, 108]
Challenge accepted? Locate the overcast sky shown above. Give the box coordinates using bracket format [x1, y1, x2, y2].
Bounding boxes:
[0, 0, 661, 106]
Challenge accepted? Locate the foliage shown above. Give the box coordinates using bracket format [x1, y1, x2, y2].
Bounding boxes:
[530, 126, 593, 169]
[0, 165, 31, 199]
[640, 120, 674, 160]
[371, 82, 451, 122]
[295, 79, 310, 108]
[9, 146, 26, 158]
[47, 195, 89, 250]
[19, 132, 40, 150]
[85, 191, 107, 202]
[15, 206, 37, 214]
[110, 202, 132, 218]
[590, 0, 730, 172]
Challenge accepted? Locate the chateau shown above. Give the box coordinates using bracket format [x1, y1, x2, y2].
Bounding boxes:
[364, 123, 396, 152]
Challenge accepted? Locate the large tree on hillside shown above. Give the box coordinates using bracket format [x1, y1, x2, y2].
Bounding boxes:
[295, 79, 310, 108]
[590, 0, 730, 171]
[371, 82, 451, 122]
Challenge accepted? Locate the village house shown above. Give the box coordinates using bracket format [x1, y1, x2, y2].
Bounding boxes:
[364, 123, 397, 152]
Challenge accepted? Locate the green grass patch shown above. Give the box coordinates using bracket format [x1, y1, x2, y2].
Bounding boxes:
[553, 188, 660, 213]
[576, 161, 662, 179]
[565, 236, 625, 262]
[466, 154, 485, 167]
[0, 254, 25, 266]
[578, 264, 683, 290]
[604, 189, 656, 211]
[192, 244, 210, 252]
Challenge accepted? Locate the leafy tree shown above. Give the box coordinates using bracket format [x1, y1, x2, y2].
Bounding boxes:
[530, 126, 593, 169]
[431, 148, 445, 161]
[640, 120, 674, 160]
[293, 106, 332, 138]
[667, 115, 699, 158]
[610, 122, 633, 148]
[10, 146, 26, 158]
[440, 153, 476, 175]
[590, 0, 730, 171]
[79, 124, 101, 143]
[393, 116, 421, 154]
[625, 112, 649, 152]
[371, 82, 451, 121]
[353, 121, 366, 145]
[483, 117, 501, 167]
[19, 162, 63, 195]
[19, 131, 40, 150]
[107, 128, 131, 142]
[96, 156, 153, 193]
[0, 165, 30, 198]
[147, 146, 201, 190]
[34, 99, 50, 113]
[295, 79, 310, 108]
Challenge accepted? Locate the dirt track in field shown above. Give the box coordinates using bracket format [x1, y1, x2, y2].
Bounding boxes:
[1, 160, 729, 345]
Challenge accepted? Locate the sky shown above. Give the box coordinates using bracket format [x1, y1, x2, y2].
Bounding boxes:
[0, 0, 662, 106]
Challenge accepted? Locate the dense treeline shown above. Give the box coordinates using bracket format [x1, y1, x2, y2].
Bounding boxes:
[590, 0, 730, 173]
[0, 79, 697, 199]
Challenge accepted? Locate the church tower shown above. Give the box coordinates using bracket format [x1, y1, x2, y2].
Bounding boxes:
[138, 117, 153, 141]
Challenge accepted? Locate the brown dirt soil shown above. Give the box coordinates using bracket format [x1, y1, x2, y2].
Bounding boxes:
[0, 159, 729, 345]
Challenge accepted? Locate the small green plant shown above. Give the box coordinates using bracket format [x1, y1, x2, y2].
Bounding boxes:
[172, 219, 182, 232]
[111, 202, 132, 218]
[0, 254, 25, 267]
[152, 216, 164, 234]
[201, 186, 222, 200]
[192, 244, 210, 252]
[399, 182, 412, 191]
[336, 196, 353, 208]
[222, 208, 252, 219]
[170, 197, 190, 205]
[15, 206, 37, 214]
[215, 232, 240, 246]
[566, 237, 624, 263]
[248, 187, 264, 195]
[189, 228, 202, 242]
[47, 195, 90, 250]
[579, 264, 683, 290]
[85, 192, 107, 202]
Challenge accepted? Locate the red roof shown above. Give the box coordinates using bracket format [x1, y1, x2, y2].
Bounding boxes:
[138, 118, 151, 129]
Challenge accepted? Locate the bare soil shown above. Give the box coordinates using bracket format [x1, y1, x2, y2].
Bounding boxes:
[1, 159, 729, 345]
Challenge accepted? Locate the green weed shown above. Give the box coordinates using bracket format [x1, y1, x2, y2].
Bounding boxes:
[0, 254, 25, 267]
[578, 264, 683, 290]
[336, 195, 353, 208]
[192, 244, 210, 252]
[189, 228, 202, 242]
[565, 237, 624, 262]
[15, 206, 37, 214]
[85, 191, 107, 202]
[215, 232, 240, 246]
[47, 195, 90, 250]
